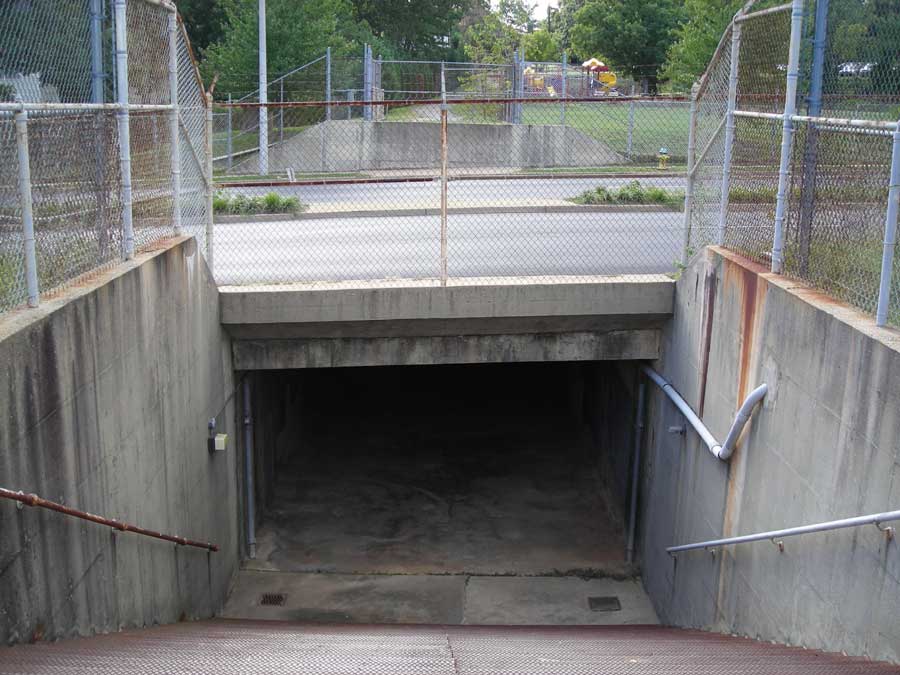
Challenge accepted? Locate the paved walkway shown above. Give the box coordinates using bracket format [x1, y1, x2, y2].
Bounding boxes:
[1, 621, 897, 673]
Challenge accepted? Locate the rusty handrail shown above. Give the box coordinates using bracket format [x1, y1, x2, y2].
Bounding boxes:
[0, 487, 218, 552]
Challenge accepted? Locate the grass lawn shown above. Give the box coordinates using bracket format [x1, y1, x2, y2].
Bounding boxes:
[523, 102, 692, 163]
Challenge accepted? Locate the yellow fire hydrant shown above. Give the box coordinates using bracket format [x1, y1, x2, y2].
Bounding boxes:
[657, 147, 670, 170]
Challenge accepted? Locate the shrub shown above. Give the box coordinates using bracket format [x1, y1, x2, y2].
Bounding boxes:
[572, 180, 683, 206]
[213, 191, 305, 215]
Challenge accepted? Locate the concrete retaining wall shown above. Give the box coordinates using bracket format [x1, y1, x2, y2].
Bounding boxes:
[0, 238, 238, 644]
[243, 120, 624, 173]
[640, 246, 900, 663]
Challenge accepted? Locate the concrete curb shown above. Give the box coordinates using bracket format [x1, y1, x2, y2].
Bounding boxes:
[215, 204, 683, 224]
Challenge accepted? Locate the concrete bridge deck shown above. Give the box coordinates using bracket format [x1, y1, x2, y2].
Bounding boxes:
[2, 620, 896, 674]
[221, 275, 675, 369]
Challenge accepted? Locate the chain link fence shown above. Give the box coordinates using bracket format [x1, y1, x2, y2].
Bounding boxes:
[687, 0, 900, 327]
[0, 0, 211, 314]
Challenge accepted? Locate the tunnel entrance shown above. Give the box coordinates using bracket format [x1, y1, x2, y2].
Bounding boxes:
[248, 362, 636, 577]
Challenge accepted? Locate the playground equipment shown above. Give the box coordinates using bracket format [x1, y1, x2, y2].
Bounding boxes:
[582, 58, 618, 96]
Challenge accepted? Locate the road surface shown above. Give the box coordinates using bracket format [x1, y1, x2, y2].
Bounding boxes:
[213, 210, 685, 286]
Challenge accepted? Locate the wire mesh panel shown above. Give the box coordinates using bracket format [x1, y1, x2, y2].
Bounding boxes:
[782, 121, 894, 316]
[131, 110, 174, 249]
[736, 7, 792, 114]
[25, 110, 124, 296]
[127, 0, 172, 105]
[0, 0, 101, 104]
[0, 118, 26, 312]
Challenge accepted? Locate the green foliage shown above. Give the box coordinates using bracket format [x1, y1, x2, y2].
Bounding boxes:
[352, 0, 472, 58]
[572, 181, 684, 205]
[177, 0, 229, 55]
[523, 29, 560, 62]
[570, 0, 686, 90]
[213, 191, 304, 215]
[661, 0, 744, 90]
[202, 0, 379, 95]
[549, 0, 588, 58]
[462, 12, 523, 63]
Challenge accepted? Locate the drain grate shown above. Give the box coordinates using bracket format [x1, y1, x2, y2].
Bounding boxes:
[259, 593, 287, 607]
[587, 596, 621, 612]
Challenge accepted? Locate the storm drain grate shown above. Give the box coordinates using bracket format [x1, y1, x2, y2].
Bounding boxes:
[587, 596, 621, 612]
[259, 593, 287, 607]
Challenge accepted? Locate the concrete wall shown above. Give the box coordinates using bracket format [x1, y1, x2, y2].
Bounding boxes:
[640, 247, 900, 663]
[241, 120, 624, 173]
[0, 238, 238, 644]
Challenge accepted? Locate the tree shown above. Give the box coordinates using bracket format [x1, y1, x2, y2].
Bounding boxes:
[661, 0, 743, 90]
[202, 0, 375, 97]
[570, 0, 686, 92]
[177, 0, 229, 55]
[551, 0, 588, 57]
[523, 29, 560, 63]
[351, 0, 472, 58]
[498, 0, 537, 33]
[462, 12, 523, 63]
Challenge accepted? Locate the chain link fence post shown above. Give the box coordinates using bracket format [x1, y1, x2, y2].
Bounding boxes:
[717, 10, 743, 246]
[876, 120, 900, 327]
[15, 108, 39, 308]
[325, 47, 332, 121]
[560, 52, 567, 126]
[226, 94, 233, 172]
[627, 81, 637, 161]
[796, 0, 829, 275]
[168, 11, 181, 235]
[258, 0, 269, 176]
[440, 62, 449, 286]
[206, 92, 215, 270]
[682, 83, 700, 266]
[90, 0, 105, 104]
[114, 0, 134, 260]
[771, 0, 806, 274]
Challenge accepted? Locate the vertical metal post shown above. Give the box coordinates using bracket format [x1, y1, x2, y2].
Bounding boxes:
[347, 89, 354, 120]
[279, 78, 284, 144]
[114, 0, 134, 260]
[167, 13, 181, 235]
[15, 108, 39, 308]
[626, 381, 645, 564]
[226, 94, 233, 172]
[440, 64, 449, 287]
[772, 0, 807, 274]
[797, 0, 829, 274]
[682, 84, 700, 266]
[560, 51, 567, 126]
[206, 93, 215, 270]
[626, 81, 637, 161]
[717, 16, 742, 246]
[325, 47, 332, 121]
[363, 44, 372, 122]
[875, 120, 900, 327]
[89, 0, 105, 104]
[242, 377, 257, 560]
[258, 0, 269, 175]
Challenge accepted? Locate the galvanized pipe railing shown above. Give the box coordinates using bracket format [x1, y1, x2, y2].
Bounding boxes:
[0, 487, 218, 552]
[668, 509, 899, 555]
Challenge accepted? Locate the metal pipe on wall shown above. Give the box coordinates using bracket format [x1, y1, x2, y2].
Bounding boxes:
[243, 377, 257, 559]
[626, 381, 645, 563]
[771, 0, 807, 273]
[641, 366, 767, 461]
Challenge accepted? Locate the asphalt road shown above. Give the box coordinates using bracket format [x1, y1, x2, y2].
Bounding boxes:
[213, 210, 685, 285]
[225, 176, 687, 212]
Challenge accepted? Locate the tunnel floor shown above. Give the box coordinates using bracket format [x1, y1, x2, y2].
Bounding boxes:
[250, 365, 629, 577]
[229, 364, 648, 624]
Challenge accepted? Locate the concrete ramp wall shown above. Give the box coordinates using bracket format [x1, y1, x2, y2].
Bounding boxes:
[0, 238, 238, 644]
[639, 247, 900, 663]
[247, 120, 625, 173]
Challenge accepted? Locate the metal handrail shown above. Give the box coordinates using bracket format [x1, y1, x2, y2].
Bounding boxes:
[0, 487, 218, 552]
[668, 509, 899, 555]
